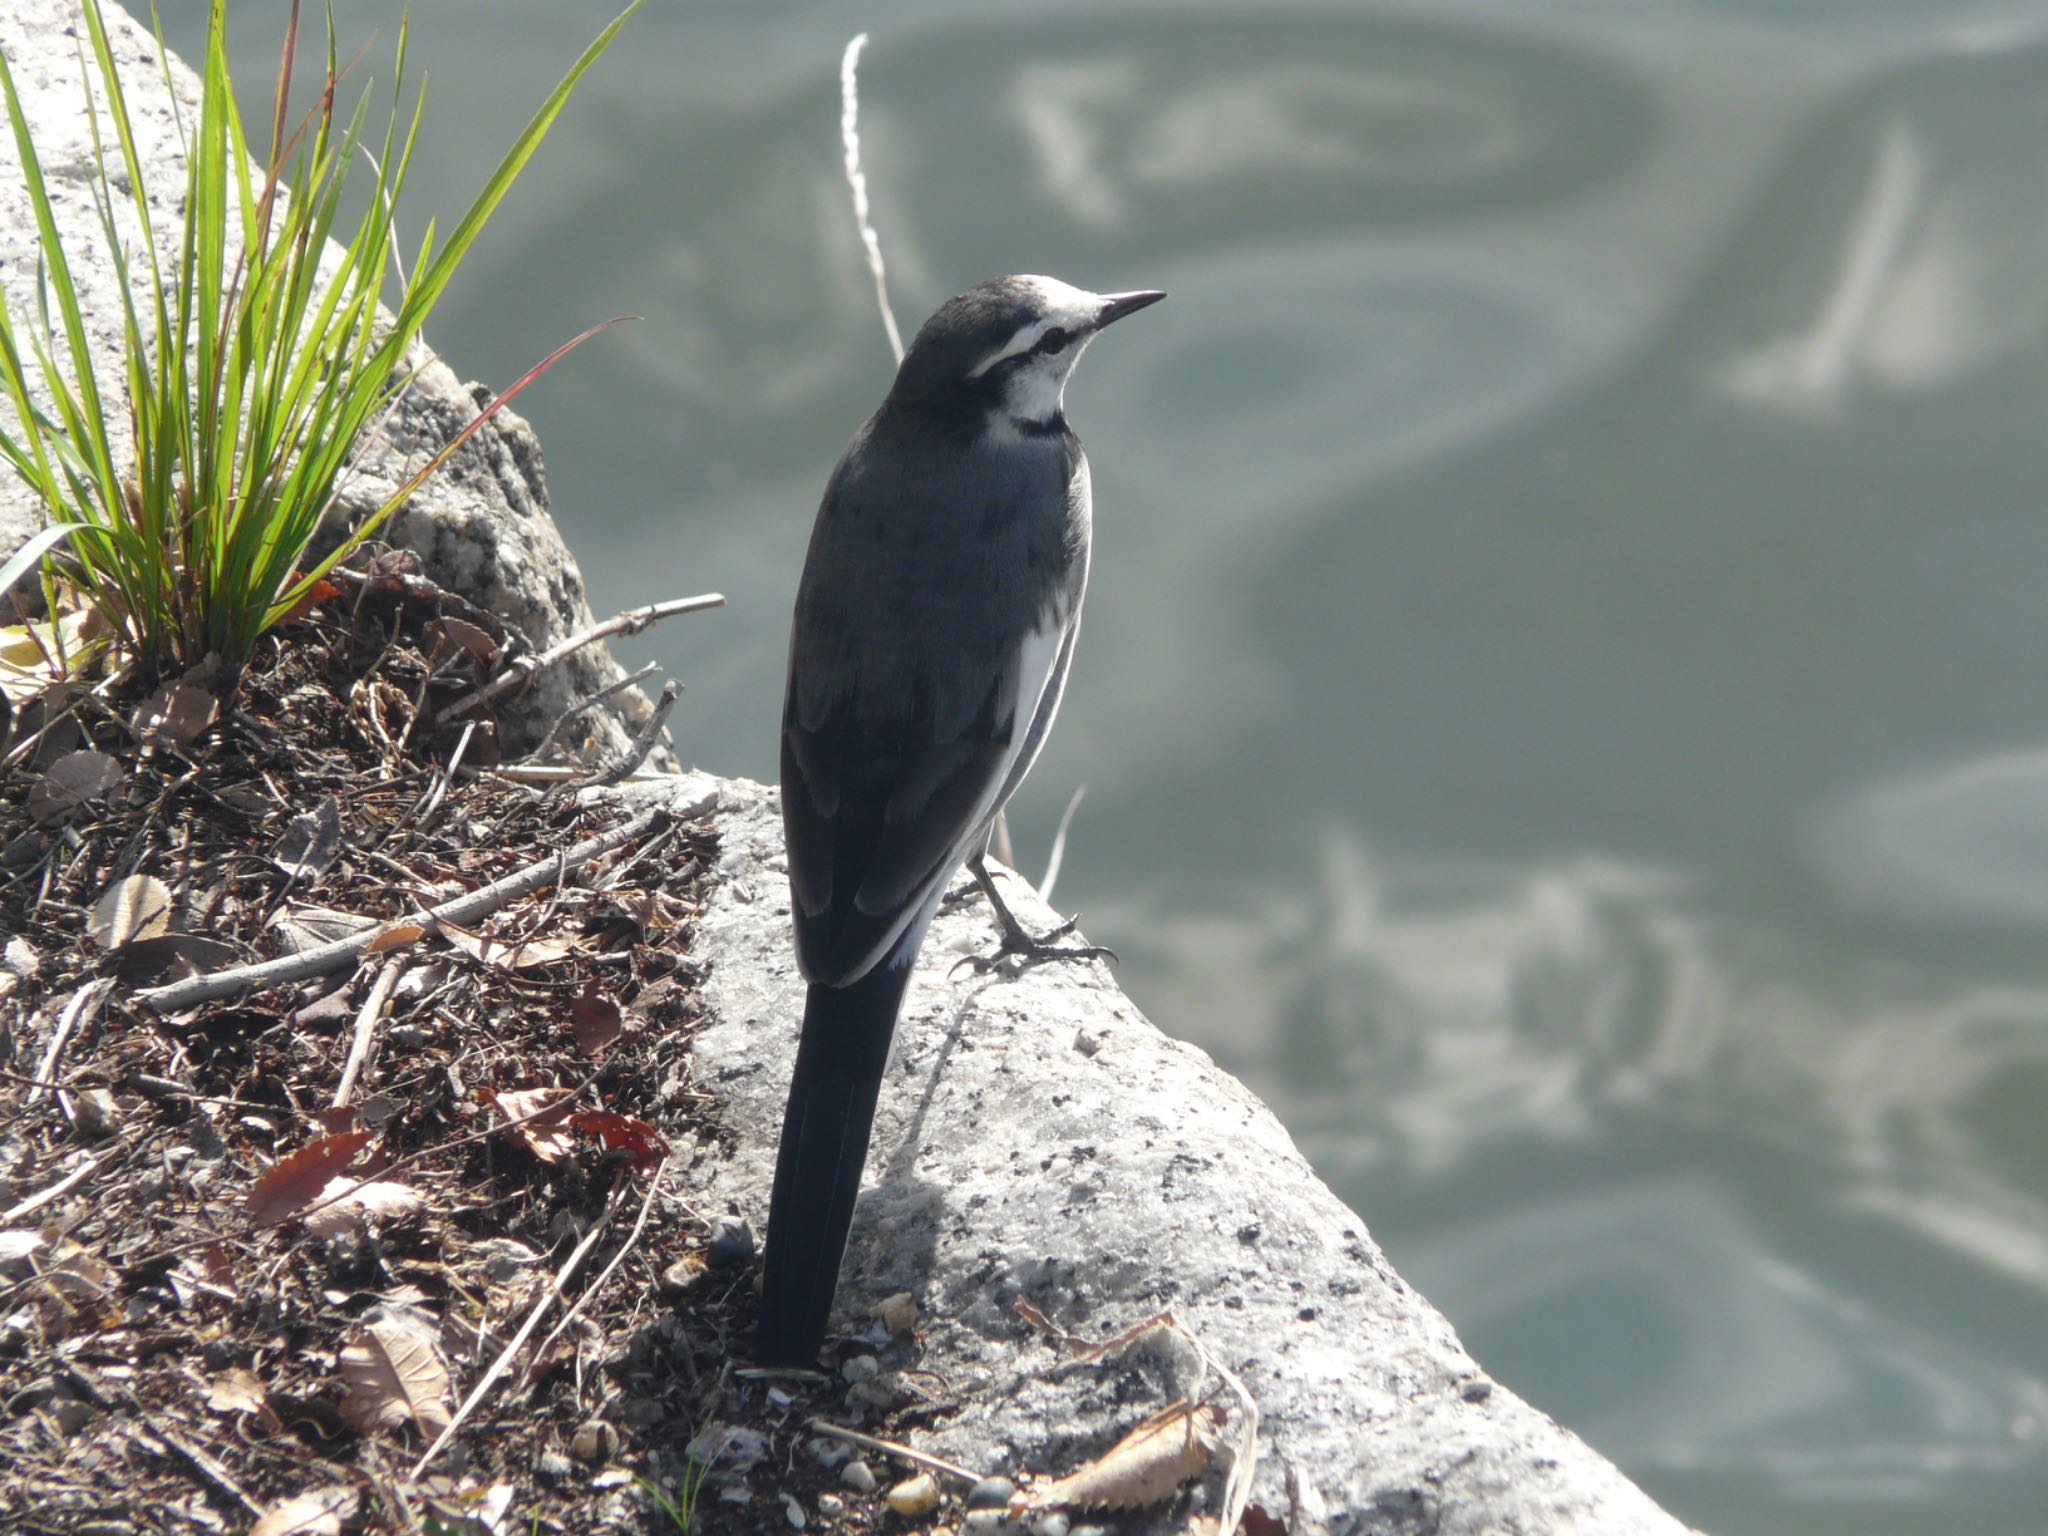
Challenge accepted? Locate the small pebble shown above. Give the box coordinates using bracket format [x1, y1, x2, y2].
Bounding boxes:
[536, 1451, 573, 1481]
[1461, 1374, 1495, 1402]
[569, 1419, 617, 1463]
[839, 1352, 879, 1384]
[885, 1472, 940, 1517]
[707, 1216, 754, 1267]
[806, 1435, 852, 1468]
[966, 1476, 1016, 1510]
[1032, 1515, 1070, 1536]
[840, 1459, 877, 1493]
[781, 1492, 806, 1528]
[817, 1494, 844, 1516]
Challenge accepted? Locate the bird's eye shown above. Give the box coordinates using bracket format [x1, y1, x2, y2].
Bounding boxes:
[1033, 327, 1069, 356]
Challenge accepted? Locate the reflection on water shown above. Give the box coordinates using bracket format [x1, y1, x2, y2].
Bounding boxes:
[170, 2, 2048, 1531]
[1096, 835, 2048, 1512]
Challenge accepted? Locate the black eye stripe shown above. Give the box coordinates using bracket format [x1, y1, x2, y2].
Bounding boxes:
[1033, 327, 1070, 356]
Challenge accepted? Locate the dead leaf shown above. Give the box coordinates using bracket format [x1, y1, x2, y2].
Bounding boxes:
[271, 906, 378, 952]
[105, 931, 241, 983]
[339, 1304, 452, 1438]
[1031, 1401, 1223, 1513]
[570, 1109, 670, 1172]
[570, 984, 622, 1057]
[87, 874, 173, 950]
[250, 1485, 356, 1536]
[28, 749, 122, 824]
[437, 918, 576, 973]
[275, 576, 344, 628]
[365, 921, 426, 954]
[424, 615, 500, 668]
[130, 682, 218, 753]
[208, 1365, 268, 1415]
[273, 795, 342, 879]
[481, 1086, 575, 1162]
[872, 1291, 918, 1337]
[247, 1131, 374, 1227]
[304, 1178, 425, 1237]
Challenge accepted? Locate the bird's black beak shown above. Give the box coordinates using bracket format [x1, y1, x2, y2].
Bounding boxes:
[1096, 289, 1167, 329]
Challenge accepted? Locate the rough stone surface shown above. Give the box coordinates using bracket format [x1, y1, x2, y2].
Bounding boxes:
[683, 775, 1694, 1536]
[0, 0, 666, 766]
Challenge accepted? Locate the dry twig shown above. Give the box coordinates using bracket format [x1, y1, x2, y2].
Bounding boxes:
[333, 959, 405, 1107]
[435, 594, 723, 726]
[138, 805, 667, 1011]
[805, 1418, 982, 1485]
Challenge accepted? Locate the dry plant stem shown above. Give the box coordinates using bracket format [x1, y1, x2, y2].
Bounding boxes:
[527, 1155, 669, 1368]
[137, 805, 666, 1011]
[155, 1425, 262, 1517]
[33, 979, 114, 1102]
[839, 34, 904, 363]
[2, 1148, 114, 1223]
[490, 763, 668, 786]
[332, 959, 404, 1107]
[435, 593, 724, 725]
[408, 1181, 628, 1480]
[558, 680, 680, 791]
[527, 658, 659, 764]
[805, 1419, 983, 1485]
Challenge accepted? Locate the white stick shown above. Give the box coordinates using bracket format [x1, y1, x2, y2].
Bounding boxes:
[332, 959, 404, 1108]
[840, 34, 904, 365]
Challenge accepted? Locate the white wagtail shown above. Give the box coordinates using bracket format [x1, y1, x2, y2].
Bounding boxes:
[756, 275, 1165, 1365]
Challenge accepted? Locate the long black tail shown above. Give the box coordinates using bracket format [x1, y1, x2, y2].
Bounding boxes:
[755, 956, 913, 1365]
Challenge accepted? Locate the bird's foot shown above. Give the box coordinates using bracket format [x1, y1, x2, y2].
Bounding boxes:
[953, 915, 1118, 976]
[952, 856, 1116, 975]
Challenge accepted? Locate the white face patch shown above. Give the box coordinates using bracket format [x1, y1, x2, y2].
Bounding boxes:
[966, 276, 1105, 381]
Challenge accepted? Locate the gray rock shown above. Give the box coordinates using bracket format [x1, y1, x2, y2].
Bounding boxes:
[0, 0, 666, 767]
[685, 776, 1692, 1536]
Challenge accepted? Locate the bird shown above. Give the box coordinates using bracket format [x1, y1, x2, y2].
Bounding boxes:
[756, 275, 1165, 1366]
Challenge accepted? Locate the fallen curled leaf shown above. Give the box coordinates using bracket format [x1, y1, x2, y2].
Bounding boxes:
[424, 615, 500, 667]
[1030, 1400, 1223, 1513]
[275, 576, 343, 628]
[250, 1484, 356, 1536]
[482, 1086, 575, 1162]
[338, 1304, 453, 1438]
[570, 1109, 670, 1172]
[570, 984, 622, 1057]
[87, 873, 173, 950]
[304, 1178, 426, 1238]
[130, 682, 218, 753]
[247, 1131, 374, 1227]
[208, 1365, 268, 1415]
[365, 921, 426, 954]
[437, 918, 576, 973]
[28, 749, 123, 824]
[273, 795, 342, 879]
[873, 1291, 918, 1337]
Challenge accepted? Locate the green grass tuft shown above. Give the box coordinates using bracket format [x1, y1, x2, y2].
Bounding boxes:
[0, 0, 643, 682]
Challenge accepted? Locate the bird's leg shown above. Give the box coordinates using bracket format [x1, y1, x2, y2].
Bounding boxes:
[956, 854, 1116, 972]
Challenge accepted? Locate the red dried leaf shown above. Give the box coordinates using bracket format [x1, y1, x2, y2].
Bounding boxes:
[481, 1087, 576, 1162]
[277, 577, 343, 627]
[570, 1110, 670, 1173]
[247, 1131, 374, 1227]
[569, 984, 622, 1057]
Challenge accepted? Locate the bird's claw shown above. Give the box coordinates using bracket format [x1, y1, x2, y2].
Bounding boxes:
[951, 915, 1117, 976]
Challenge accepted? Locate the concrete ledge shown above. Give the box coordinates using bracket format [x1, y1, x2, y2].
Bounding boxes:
[684, 774, 1694, 1534]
